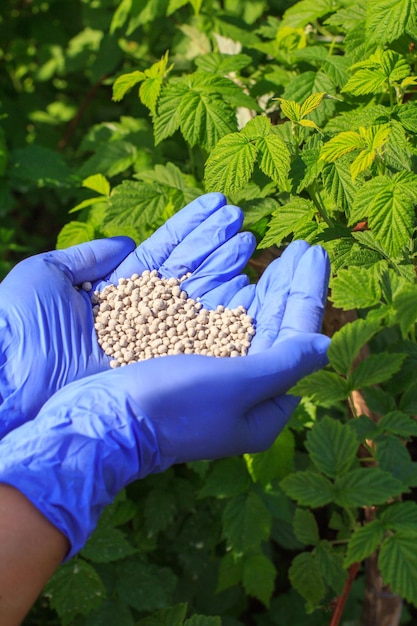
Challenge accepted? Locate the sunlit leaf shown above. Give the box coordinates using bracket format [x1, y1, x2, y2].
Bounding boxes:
[205, 133, 257, 193]
[112, 70, 145, 101]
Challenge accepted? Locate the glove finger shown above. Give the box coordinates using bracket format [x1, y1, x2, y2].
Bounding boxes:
[239, 333, 330, 407]
[40, 237, 136, 286]
[276, 245, 330, 342]
[247, 240, 311, 354]
[158, 204, 247, 278]
[224, 282, 257, 310]
[242, 395, 300, 453]
[180, 231, 256, 299]
[193, 275, 250, 309]
[109, 193, 227, 280]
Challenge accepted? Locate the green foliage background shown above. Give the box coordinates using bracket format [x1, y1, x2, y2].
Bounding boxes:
[2, 0, 417, 624]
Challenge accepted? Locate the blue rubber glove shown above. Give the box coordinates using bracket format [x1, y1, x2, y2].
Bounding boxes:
[0, 242, 330, 559]
[0, 193, 256, 438]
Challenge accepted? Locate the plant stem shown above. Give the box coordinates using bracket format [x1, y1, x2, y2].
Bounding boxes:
[308, 185, 335, 227]
[329, 562, 361, 626]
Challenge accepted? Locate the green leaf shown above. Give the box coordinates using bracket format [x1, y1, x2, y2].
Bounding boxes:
[56, 221, 95, 249]
[186, 616, 221, 626]
[375, 435, 417, 486]
[320, 131, 364, 162]
[139, 52, 171, 115]
[379, 532, 417, 606]
[112, 70, 145, 101]
[199, 458, 250, 498]
[314, 541, 346, 595]
[328, 317, 382, 376]
[195, 52, 252, 75]
[115, 558, 176, 612]
[292, 146, 324, 194]
[344, 519, 385, 567]
[137, 162, 200, 200]
[293, 47, 349, 87]
[153, 78, 188, 145]
[300, 92, 326, 117]
[69, 197, 106, 214]
[84, 598, 134, 626]
[242, 554, 276, 606]
[330, 266, 382, 311]
[77, 140, 138, 179]
[325, 2, 366, 31]
[255, 132, 291, 188]
[144, 489, 176, 533]
[282, 0, 336, 29]
[282, 71, 336, 126]
[288, 552, 326, 608]
[342, 68, 387, 96]
[222, 491, 272, 553]
[167, 0, 189, 14]
[259, 197, 316, 248]
[82, 174, 110, 196]
[204, 132, 257, 194]
[306, 416, 359, 478]
[393, 284, 417, 337]
[217, 552, 243, 593]
[366, 0, 417, 44]
[240, 115, 271, 140]
[290, 370, 349, 404]
[394, 102, 417, 132]
[384, 120, 413, 172]
[322, 157, 357, 212]
[245, 427, 294, 485]
[350, 172, 417, 257]
[106, 180, 178, 239]
[45, 560, 106, 624]
[281, 471, 334, 508]
[293, 508, 320, 546]
[10, 144, 73, 188]
[378, 411, 417, 438]
[334, 468, 404, 507]
[110, 0, 131, 32]
[349, 352, 405, 390]
[179, 89, 237, 149]
[276, 98, 301, 122]
[381, 501, 417, 531]
[348, 415, 379, 441]
[136, 603, 188, 626]
[81, 524, 136, 563]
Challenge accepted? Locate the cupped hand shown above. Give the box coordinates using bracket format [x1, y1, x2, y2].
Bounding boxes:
[0, 193, 256, 437]
[0, 240, 330, 557]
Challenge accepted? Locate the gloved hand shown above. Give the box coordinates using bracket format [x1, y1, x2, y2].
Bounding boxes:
[0, 241, 330, 558]
[0, 193, 256, 438]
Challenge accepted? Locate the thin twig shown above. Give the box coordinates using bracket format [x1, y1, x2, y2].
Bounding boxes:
[329, 562, 361, 626]
[58, 74, 107, 151]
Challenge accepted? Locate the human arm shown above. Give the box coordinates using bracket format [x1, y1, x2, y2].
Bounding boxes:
[0, 484, 69, 626]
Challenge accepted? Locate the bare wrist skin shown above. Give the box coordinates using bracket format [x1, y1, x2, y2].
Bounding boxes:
[0, 484, 69, 626]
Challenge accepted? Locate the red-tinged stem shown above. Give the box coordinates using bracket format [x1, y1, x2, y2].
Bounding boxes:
[329, 562, 361, 626]
[58, 74, 107, 151]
